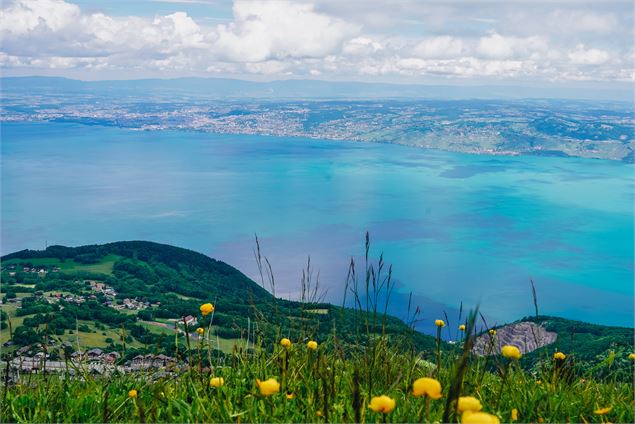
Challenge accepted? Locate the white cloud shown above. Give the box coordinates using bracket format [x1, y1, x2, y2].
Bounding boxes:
[567, 44, 611, 65]
[0, 0, 631, 83]
[342, 37, 383, 56]
[413, 36, 464, 59]
[213, 0, 358, 62]
[476, 32, 548, 59]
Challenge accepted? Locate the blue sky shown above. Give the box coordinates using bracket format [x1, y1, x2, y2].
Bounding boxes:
[0, 0, 633, 87]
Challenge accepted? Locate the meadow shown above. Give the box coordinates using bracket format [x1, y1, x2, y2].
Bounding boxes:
[2, 301, 633, 424]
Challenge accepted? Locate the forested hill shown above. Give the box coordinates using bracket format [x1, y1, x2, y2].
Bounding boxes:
[3, 241, 272, 305]
[0, 241, 438, 356]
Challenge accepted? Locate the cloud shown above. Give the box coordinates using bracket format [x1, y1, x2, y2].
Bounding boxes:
[413, 36, 464, 59]
[567, 44, 611, 65]
[213, 0, 357, 62]
[0, 0, 632, 83]
[476, 32, 548, 60]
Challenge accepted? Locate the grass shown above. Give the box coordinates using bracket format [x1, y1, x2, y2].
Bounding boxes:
[2, 237, 633, 422]
[52, 321, 145, 350]
[3, 254, 121, 276]
[1, 328, 633, 423]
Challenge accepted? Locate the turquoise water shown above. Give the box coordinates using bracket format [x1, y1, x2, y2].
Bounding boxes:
[2, 122, 633, 329]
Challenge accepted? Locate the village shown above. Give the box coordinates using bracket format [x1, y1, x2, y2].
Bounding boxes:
[7, 342, 182, 379]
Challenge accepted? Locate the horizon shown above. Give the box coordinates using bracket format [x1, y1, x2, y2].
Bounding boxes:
[3, 74, 633, 102]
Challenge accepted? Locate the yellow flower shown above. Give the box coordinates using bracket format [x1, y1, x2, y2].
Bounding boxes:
[594, 407, 612, 415]
[553, 352, 566, 360]
[536, 380, 542, 385]
[461, 411, 501, 424]
[537, 418, 545, 423]
[489, 329, 496, 336]
[628, 353, 635, 360]
[457, 396, 482, 413]
[286, 392, 295, 400]
[316, 410, 324, 417]
[412, 377, 442, 399]
[435, 319, 446, 328]
[128, 389, 137, 398]
[256, 378, 280, 396]
[200, 303, 215, 316]
[280, 338, 292, 348]
[307, 340, 318, 350]
[511, 408, 518, 421]
[501, 345, 522, 360]
[459, 324, 466, 331]
[209, 377, 224, 388]
[196, 327, 205, 335]
[368, 395, 396, 414]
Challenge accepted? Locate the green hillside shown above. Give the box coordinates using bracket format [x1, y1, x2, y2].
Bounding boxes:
[1, 241, 437, 358]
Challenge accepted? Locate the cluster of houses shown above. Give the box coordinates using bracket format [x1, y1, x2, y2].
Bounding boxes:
[71, 348, 121, 364]
[2, 264, 61, 277]
[49, 292, 86, 304]
[107, 297, 152, 311]
[130, 354, 177, 370]
[7, 346, 180, 376]
[88, 280, 117, 297]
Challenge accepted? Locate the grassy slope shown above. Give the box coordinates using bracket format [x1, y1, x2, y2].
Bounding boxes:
[3, 254, 120, 275]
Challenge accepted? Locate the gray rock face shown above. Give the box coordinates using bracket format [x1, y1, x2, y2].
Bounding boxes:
[472, 321, 558, 356]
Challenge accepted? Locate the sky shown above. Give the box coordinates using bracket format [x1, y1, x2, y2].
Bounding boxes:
[0, 0, 633, 87]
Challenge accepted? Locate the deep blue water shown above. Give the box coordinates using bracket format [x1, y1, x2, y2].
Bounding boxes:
[2, 122, 633, 330]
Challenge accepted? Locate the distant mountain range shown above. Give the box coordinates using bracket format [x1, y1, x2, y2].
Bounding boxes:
[2, 76, 632, 101]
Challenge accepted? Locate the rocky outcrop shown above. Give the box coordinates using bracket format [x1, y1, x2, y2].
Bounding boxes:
[472, 321, 557, 356]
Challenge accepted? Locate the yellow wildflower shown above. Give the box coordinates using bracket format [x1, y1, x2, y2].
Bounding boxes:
[435, 319, 446, 328]
[511, 408, 518, 421]
[368, 395, 396, 414]
[280, 338, 292, 348]
[200, 303, 214, 316]
[554, 352, 566, 360]
[537, 418, 545, 423]
[316, 410, 324, 417]
[457, 396, 482, 413]
[307, 340, 318, 350]
[196, 327, 205, 335]
[128, 389, 137, 398]
[501, 345, 522, 360]
[594, 407, 612, 415]
[256, 378, 280, 396]
[412, 377, 442, 399]
[461, 411, 501, 424]
[628, 353, 635, 360]
[536, 380, 542, 385]
[209, 377, 224, 388]
[459, 324, 466, 331]
[489, 329, 497, 336]
[286, 392, 295, 400]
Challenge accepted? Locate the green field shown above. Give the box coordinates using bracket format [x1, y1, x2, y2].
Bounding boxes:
[4, 254, 121, 275]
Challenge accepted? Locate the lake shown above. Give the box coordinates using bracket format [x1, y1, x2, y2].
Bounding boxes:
[2, 122, 633, 330]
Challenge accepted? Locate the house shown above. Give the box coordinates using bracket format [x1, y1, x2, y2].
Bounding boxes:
[86, 348, 104, 361]
[17, 345, 31, 355]
[182, 315, 198, 326]
[71, 350, 85, 361]
[132, 355, 145, 366]
[104, 352, 120, 364]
